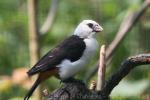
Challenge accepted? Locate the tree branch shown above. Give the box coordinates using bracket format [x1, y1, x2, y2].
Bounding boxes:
[27, 0, 41, 99]
[44, 54, 150, 100]
[101, 54, 150, 96]
[106, 1, 150, 60]
[84, 1, 150, 82]
[40, 0, 59, 35]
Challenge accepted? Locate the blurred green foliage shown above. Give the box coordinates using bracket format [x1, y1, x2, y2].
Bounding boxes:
[0, 0, 149, 99]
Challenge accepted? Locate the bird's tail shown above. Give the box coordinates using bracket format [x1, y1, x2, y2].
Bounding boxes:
[24, 78, 40, 100]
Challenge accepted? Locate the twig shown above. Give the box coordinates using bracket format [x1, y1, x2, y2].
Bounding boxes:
[43, 89, 49, 97]
[97, 45, 106, 91]
[84, 1, 150, 82]
[40, 0, 59, 35]
[89, 80, 97, 90]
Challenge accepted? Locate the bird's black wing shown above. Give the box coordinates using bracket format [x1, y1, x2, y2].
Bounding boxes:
[27, 35, 86, 76]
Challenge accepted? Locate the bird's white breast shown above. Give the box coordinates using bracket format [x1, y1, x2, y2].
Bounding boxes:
[57, 38, 98, 80]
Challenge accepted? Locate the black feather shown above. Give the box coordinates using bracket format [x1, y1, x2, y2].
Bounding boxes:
[27, 35, 86, 76]
[24, 78, 40, 100]
[87, 23, 93, 28]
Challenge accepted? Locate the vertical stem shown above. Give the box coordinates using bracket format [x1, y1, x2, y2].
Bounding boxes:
[28, 0, 40, 64]
[27, 0, 41, 100]
[97, 45, 106, 91]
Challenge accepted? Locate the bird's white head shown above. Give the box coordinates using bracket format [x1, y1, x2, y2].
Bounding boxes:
[74, 20, 103, 38]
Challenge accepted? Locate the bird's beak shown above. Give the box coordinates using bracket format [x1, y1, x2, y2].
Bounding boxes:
[93, 25, 103, 32]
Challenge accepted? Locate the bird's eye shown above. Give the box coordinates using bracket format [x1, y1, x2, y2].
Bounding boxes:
[87, 23, 93, 28]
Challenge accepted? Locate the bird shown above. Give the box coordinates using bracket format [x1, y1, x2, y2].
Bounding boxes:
[24, 20, 103, 100]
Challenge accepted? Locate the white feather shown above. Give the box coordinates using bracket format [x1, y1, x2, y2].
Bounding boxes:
[57, 37, 98, 80]
[74, 20, 103, 38]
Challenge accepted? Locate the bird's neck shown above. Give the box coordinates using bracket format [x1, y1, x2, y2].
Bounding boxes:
[74, 32, 96, 39]
[87, 32, 96, 39]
